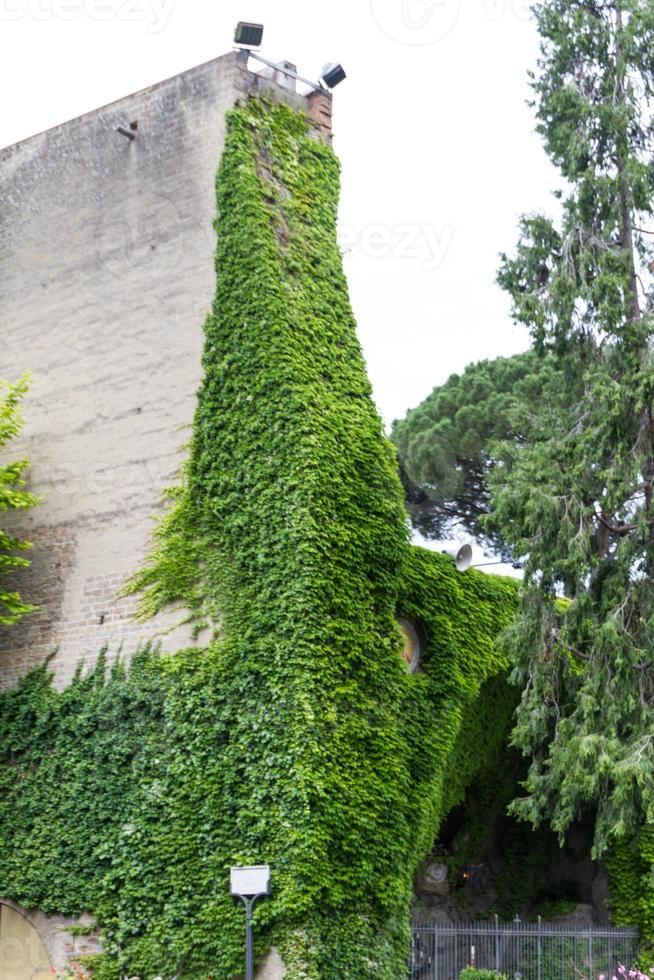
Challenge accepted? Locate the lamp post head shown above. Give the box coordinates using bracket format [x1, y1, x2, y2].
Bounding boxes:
[230, 865, 271, 898]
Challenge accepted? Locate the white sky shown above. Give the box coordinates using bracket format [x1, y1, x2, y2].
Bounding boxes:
[0, 0, 560, 570]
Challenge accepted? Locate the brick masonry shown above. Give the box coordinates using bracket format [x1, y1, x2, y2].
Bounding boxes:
[0, 52, 332, 691]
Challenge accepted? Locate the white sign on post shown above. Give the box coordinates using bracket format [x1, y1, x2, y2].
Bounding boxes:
[230, 865, 271, 897]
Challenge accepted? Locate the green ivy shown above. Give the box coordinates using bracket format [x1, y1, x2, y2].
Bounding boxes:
[0, 373, 38, 624]
[607, 830, 654, 964]
[0, 647, 167, 915]
[0, 554, 517, 979]
[397, 546, 518, 851]
[0, 97, 519, 979]
[459, 969, 507, 980]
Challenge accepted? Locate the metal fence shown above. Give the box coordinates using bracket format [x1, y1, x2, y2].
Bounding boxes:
[410, 917, 640, 980]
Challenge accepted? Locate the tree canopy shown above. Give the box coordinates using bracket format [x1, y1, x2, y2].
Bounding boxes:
[391, 350, 566, 560]
[392, 0, 654, 859]
[492, 0, 654, 854]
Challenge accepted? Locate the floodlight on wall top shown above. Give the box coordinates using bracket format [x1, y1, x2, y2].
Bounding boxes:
[320, 63, 347, 89]
[234, 21, 264, 47]
[234, 22, 346, 94]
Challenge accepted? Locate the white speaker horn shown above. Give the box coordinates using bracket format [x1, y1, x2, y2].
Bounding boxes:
[444, 543, 473, 572]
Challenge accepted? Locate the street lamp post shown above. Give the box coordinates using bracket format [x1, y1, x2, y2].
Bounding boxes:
[230, 865, 272, 980]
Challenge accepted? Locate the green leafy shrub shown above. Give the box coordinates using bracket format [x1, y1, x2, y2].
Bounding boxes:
[607, 830, 654, 965]
[0, 373, 38, 624]
[459, 968, 507, 980]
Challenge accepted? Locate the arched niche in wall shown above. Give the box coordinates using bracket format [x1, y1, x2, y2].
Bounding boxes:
[0, 904, 52, 980]
[396, 616, 426, 674]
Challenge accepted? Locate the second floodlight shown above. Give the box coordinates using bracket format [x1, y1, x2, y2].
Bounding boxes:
[321, 63, 347, 89]
[234, 21, 264, 47]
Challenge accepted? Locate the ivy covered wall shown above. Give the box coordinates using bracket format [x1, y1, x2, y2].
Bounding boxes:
[0, 553, 518, 980]
[0, 97, 519, 979]
[607, 834, 654, 964]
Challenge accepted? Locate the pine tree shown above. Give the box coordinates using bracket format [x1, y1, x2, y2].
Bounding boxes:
[494, 0, 654, 852]
[391, 350, 565, 560]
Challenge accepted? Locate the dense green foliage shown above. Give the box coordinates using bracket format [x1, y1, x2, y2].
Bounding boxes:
[0, 97, 519, 980]
[0, 374, 37, 625]
[120, 93, 415, 979]
[0, 553, 517, 980]
[392, 0, 654, 944]
[390, 351, 566, 560]
[491, 0, 654, 867]
[0, 648, 167, 914]
[121, 461, 214, 637]
[396, 548, 518, 834]
[459, 970, 507, 980]
[607, 831, 654, 964]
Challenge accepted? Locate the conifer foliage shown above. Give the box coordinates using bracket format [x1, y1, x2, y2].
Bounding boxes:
[493, 0, 654, 854]
[391, 350, 565, 560]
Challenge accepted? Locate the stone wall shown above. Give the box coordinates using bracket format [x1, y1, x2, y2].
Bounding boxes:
[0, 51, 329, 690]
[0, 898, 102, 973]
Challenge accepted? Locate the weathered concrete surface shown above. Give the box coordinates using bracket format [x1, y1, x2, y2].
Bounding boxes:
[0, 52, 327, 689]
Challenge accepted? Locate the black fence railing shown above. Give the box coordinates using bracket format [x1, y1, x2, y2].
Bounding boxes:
[411, 917, 640, 980]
